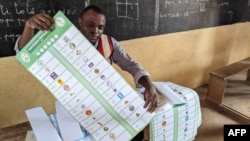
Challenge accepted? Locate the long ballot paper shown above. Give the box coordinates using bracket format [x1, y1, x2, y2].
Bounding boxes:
[16, 11, 155, 141]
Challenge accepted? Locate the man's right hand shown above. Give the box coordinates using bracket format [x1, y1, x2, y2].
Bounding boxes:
[25, 13, 54, 31]
[18, 13, 55, 50]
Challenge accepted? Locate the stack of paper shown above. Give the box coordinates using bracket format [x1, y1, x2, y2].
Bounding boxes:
[25, 102, 93, 141]
[150, 82, 202, 141]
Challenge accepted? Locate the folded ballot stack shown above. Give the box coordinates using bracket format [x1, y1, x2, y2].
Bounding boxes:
[151, 82, 202, 141]
[25, 101, 94, 141]
[25, 82, 201, 141]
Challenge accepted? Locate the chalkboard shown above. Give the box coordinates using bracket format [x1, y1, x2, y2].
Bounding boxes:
[1, 0, 250, 57]
[0, 0, 87, 57]
[93, 0, 250, 41]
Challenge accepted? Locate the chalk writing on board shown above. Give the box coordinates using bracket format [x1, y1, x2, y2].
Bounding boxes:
[0, 2, 78, 27]
[0, 33, 20, 42]
[151, 0, 235, 35]
[0, 0, 86, 57]
[116, 0, 139, 20]
[158, 1, 208, 18]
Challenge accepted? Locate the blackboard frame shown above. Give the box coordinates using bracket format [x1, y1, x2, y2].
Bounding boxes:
[0, 0, 249, 57]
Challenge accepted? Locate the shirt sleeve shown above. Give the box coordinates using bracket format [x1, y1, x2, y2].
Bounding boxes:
[14, 36, 21, 53]
[110, 37, 150, 87]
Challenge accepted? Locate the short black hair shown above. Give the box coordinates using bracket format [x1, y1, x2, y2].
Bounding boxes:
[80, 5, 105, 18]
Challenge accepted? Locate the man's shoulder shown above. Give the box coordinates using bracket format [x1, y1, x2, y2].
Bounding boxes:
[102, 34, 119, 44]
[102, 34, 115, 39]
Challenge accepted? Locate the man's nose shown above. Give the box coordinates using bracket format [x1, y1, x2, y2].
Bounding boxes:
[92, 27, 99, 33]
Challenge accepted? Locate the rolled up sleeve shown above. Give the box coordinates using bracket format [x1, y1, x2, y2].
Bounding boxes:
[14, 36, 21, 53]
[111, 38, 150, 87]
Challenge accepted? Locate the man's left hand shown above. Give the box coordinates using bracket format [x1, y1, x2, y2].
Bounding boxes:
[143, 87, 158, 113]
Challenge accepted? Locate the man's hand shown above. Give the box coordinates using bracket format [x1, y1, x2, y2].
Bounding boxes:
[143, 86, 158, 113]
[18, 13, 55, 50]
[138, 75, 158, 113]
[26, 13, 54, 31]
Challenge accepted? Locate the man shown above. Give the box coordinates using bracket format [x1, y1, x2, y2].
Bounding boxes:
[15, 5, 158, 140]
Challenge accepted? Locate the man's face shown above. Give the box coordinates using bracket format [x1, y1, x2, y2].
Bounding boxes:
[78, 9, 106, 45]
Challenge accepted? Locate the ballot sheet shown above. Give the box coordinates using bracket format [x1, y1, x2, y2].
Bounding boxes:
[16, 11, 155, 141]
[151, 82, 202, 141]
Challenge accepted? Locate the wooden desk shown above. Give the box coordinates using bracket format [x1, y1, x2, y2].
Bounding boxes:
[206, 57, 250, 123]
[0, 122, 31, 141]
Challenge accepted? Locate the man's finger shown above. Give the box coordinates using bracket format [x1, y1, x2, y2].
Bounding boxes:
[146, 95, 158, 113]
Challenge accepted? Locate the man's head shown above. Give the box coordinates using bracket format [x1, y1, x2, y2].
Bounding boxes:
[78, 5, 106, 45]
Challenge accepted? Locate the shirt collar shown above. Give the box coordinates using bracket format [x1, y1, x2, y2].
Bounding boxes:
[93, 40, 99, 48]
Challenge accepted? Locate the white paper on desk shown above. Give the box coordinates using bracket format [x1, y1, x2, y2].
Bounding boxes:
[153, 82, 186, 106]
[150, 82, 202, 141]
[55, 101, 84, 141]
[25, 107, 62, 141]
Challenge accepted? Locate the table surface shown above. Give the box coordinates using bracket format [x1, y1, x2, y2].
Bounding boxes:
[0, 122, 31, 141]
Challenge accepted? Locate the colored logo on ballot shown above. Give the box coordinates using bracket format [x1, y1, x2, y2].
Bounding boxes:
[55, 17, 65, 27]
[20, 53, 30, 63]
